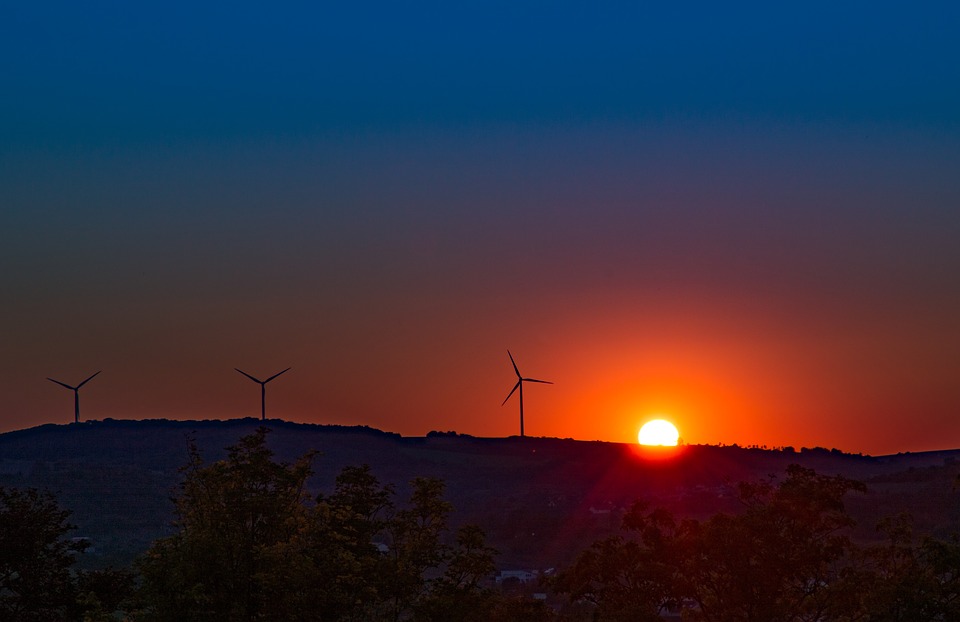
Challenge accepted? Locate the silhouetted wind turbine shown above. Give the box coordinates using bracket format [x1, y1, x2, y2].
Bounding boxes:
[235, 367, 291, 421]
[501, 351, 552, 438]
[47, 371, 101, 424]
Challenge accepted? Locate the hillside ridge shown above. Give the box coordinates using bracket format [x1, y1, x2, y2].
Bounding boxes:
[2, 418, 959, 569]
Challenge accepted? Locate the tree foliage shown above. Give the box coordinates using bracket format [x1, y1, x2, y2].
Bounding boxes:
[681, 465, 867, 621]
[555, 465, 871, 621]
[857, 514, 960, 621]
[138, 428, 497, 621]
[138, 427, 314, 621]
[20, 432, 960, 621]
[553, 503, 678, 621]
[0, 486, 87, 622]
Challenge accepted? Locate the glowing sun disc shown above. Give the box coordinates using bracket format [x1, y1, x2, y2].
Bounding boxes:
[638, 419, 679, 446]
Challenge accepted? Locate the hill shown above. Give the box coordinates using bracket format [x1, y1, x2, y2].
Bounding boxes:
[1, 418, 959, 570]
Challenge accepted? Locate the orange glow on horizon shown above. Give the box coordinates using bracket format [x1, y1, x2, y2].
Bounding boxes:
[630, 441, 685, 462]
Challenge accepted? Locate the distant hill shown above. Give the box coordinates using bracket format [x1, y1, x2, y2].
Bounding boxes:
[2, 418, 959, 570]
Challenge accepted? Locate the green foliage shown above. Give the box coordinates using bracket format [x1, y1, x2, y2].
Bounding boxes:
[680, 465, 867, 621]
[19, 436, 960, 621]
[75, 568, 137, 622]
[0, 486, 87, 621]
[555, 465, 871, 621]
[858, 514, 960, 621]
[380, 477, 453, 620]
[552, 503, 681, 621]
[411, 524, 499, 621]
[137, 428, 498, 621]
[137, 427, 315, 621]
[265, 464, 395, 621]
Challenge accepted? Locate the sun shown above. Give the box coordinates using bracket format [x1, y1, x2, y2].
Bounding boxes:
[638, 419, 680, 446]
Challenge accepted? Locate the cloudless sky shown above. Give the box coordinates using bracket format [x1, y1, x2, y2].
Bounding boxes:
[2, 2, 959, 454]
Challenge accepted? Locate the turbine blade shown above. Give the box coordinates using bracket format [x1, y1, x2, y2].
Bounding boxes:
[76, 370, 101, 389]
[47, 378, 76, 390]
[501, 381, 521, 405]
[264, 367, 291, 383]
[523, 378, 553, 385]
[507, 350, 521, 378]
[235, 368, 263, 383]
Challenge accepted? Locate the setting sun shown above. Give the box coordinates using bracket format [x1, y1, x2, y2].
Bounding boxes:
[638, 419, 680, 446]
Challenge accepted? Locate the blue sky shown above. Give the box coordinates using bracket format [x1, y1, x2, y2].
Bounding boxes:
[4, 3, 958, 142]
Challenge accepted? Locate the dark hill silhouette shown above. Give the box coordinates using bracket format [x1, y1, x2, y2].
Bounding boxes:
[1, 418, 958, 569]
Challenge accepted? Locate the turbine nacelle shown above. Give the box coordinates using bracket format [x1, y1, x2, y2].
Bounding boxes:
[47, 371, 101, 424]
[235, 367, 290, 386]
[235, 367, 291, 421]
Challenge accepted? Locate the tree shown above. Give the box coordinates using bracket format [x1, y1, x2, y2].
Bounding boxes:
[318, 463, 395, 615]
[138, 430, 499, 622]
[379, 477, 453, 621]
[137, 428, 314, 621]
[858, 513, 960, 622]
[919, 533, 960, 620]
[553, 504, 680, 621]
[414, 524, 499, 621]
[0, 486, 87, 622]
[669, 466, 866, 621]
[285, 468, 497, 622]
[264, 464, 396, 621]
[555, 466, 867, 622]
[74, 568, 137, 622]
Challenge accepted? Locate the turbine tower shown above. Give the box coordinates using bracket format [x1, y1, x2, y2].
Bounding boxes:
[501, 350, 552, 437]
[235, 367, 291, 421]
[47, 371, 101, 424]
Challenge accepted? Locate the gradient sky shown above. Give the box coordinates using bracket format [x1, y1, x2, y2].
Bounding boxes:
[2, 2, 959, 455]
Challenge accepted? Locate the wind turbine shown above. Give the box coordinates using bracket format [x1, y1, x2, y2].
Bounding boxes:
[47, 371, 101, 424]
[235, 367, 291, 421]
[501, 350, 552, 437]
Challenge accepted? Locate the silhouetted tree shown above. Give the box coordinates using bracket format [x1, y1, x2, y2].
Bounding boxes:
[138, 429, 497, 621]
[379, 477, 454, 620]
[553, 503, 679, 621]
[555, 465, 867, 621]
[137, 428, 314, 621]
[920, 533, 960, 620]
[414, 524, 499, 621]
[73, 567, 137, 622]
[680, 466, 866, 621]
[857, 513, 960, 622]
[0, 486, 87, 621]
[263, 464, 395, 621]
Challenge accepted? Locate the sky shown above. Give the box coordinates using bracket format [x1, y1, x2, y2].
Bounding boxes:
[2, 2, 959, 455]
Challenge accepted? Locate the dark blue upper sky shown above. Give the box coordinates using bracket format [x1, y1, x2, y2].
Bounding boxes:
[3, 2, 958, 143]
[2, 1, 959, 453]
